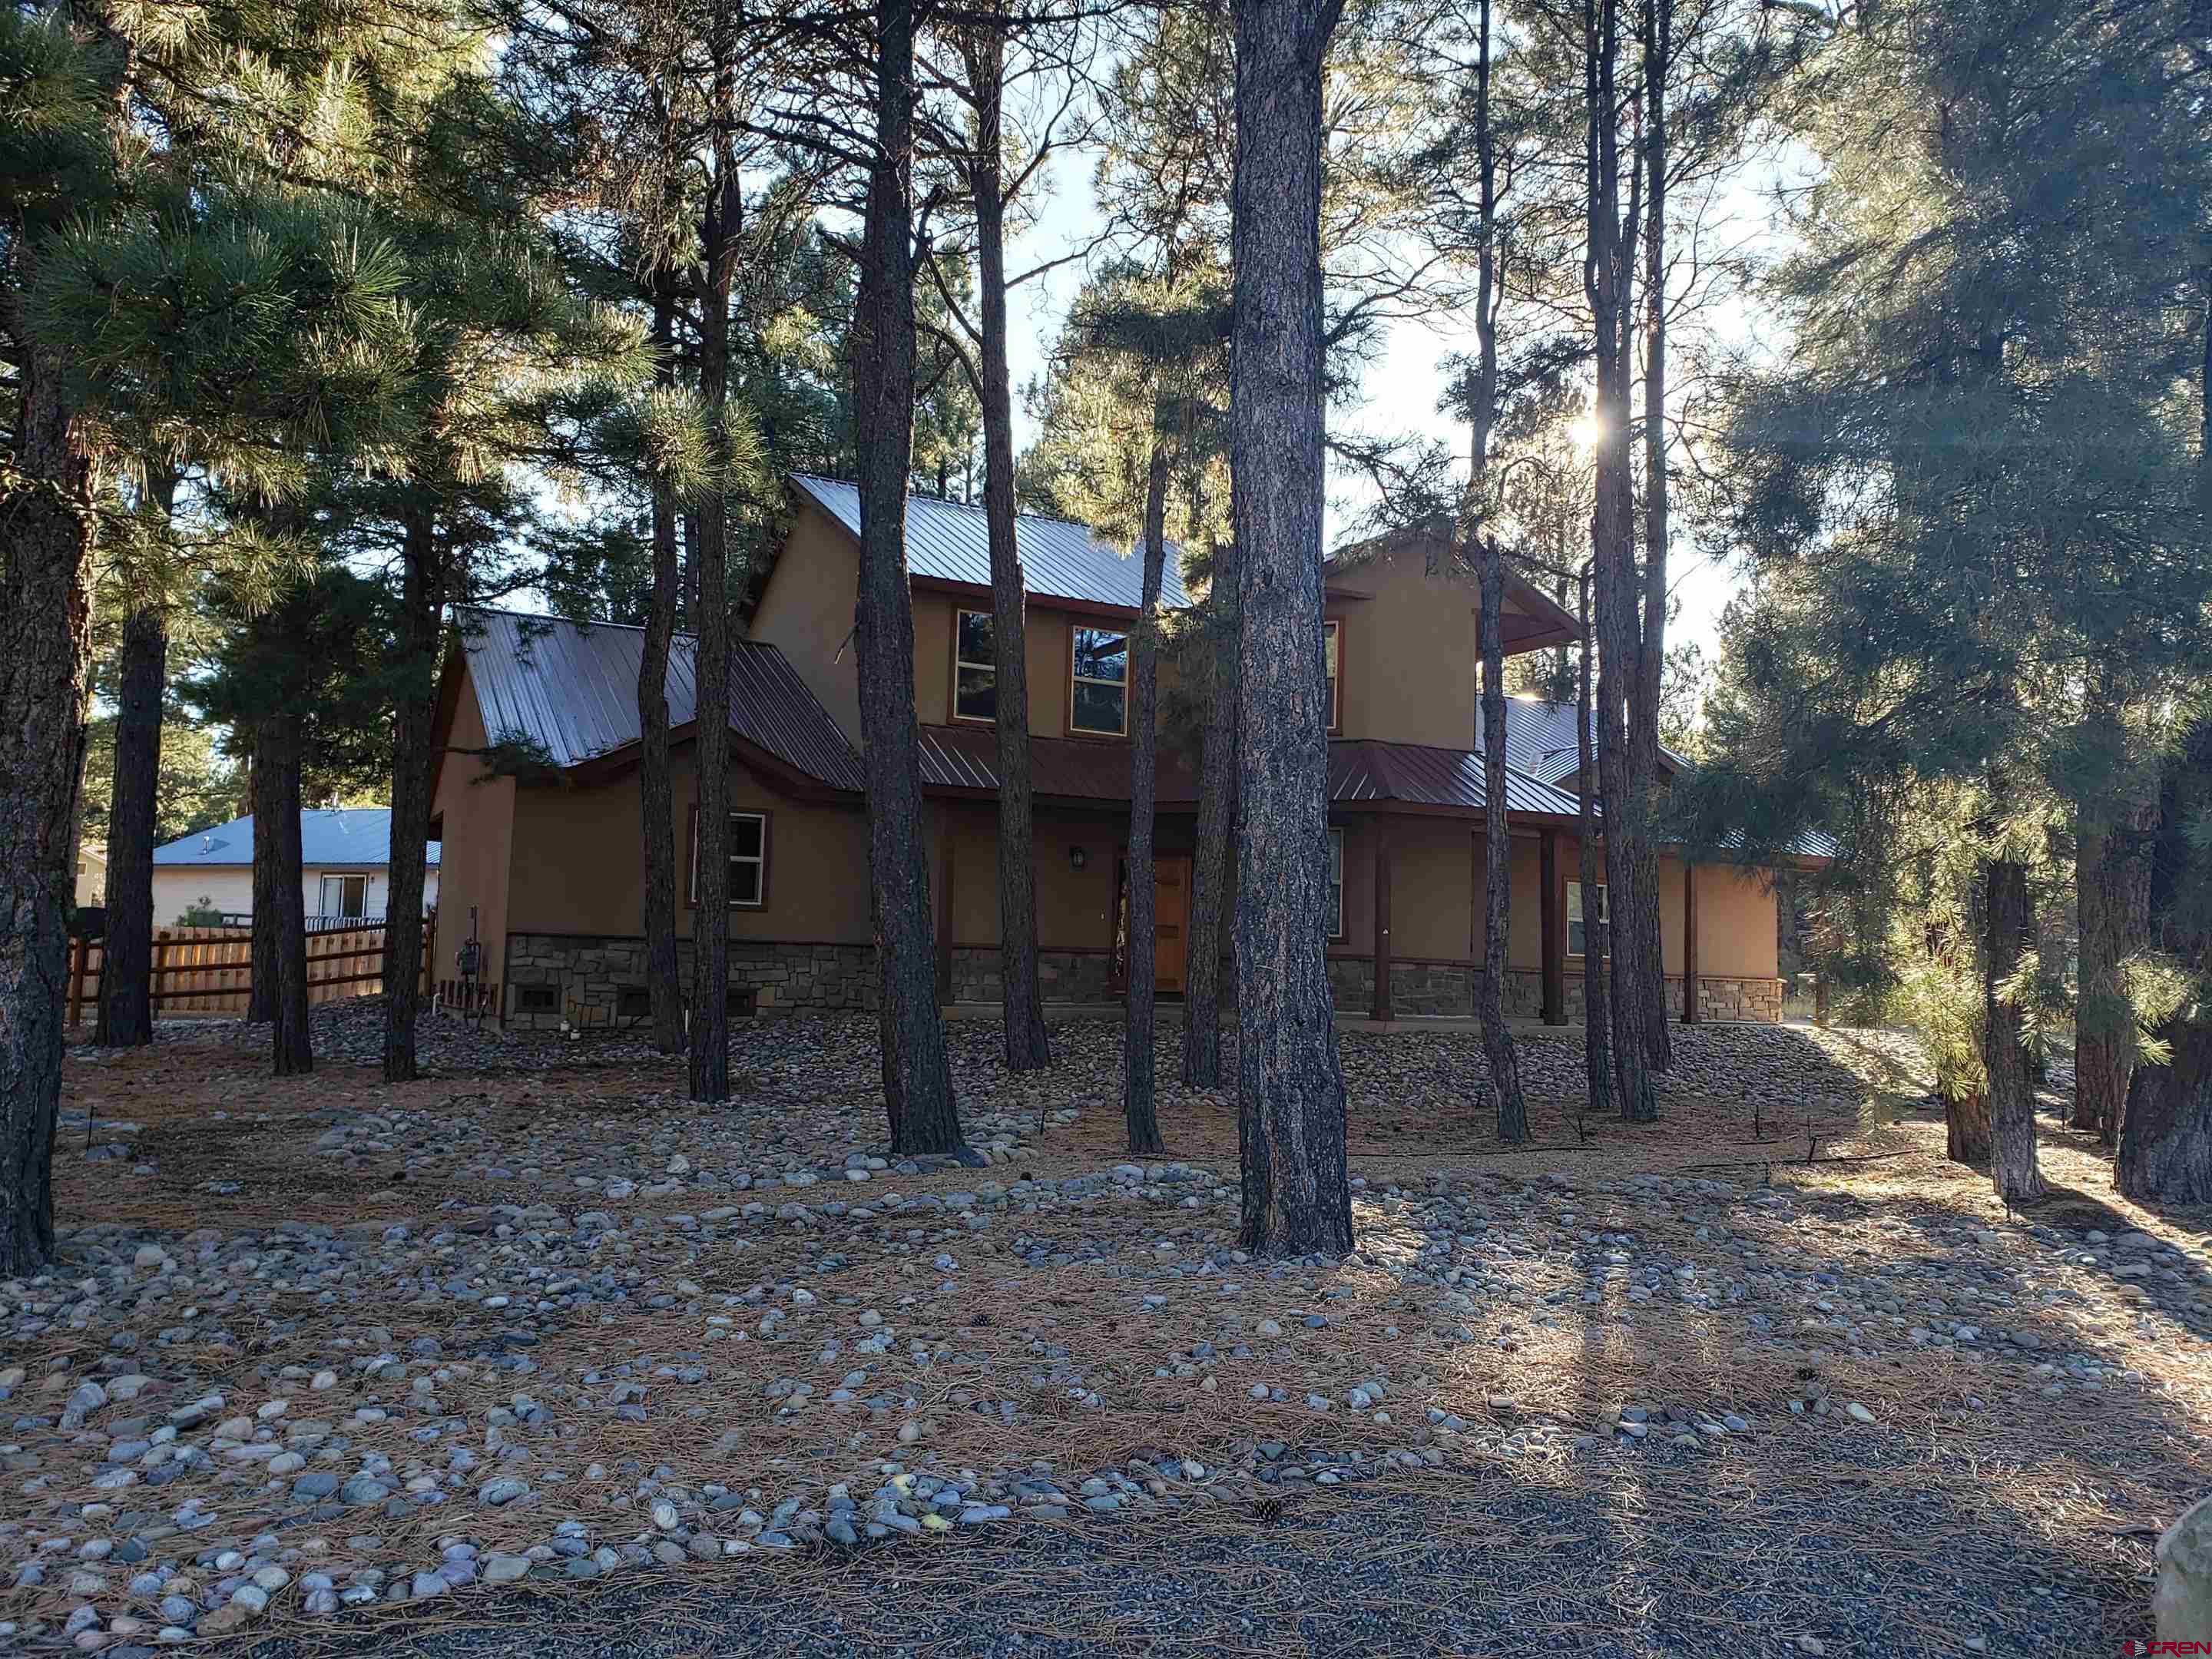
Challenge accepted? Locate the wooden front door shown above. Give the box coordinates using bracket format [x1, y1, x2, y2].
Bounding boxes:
[1154, 855, 1191, 993]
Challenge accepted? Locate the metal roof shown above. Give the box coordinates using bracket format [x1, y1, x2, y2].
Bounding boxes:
[1492, 695, 1692, 788]
[153, 810, 440, 869]
[1329, 741, 1589, 818]
[916, 724, 1202, 802]
[790, 475, 1194, 614]
[457, 608, 867, 791]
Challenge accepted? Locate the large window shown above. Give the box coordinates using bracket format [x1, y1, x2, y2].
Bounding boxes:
[319, 873, 368, 922]
[1323, 619, 1342, 732]
[1070, 625, 1130, 736]
[954, 609, 996, 723]
[1326, 826, 1344, 940]
[690, 810, 770, 908]
[1568, 880, 1608, 957]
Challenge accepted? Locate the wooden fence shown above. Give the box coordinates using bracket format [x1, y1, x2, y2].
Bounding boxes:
[65, 924, 416, 1023]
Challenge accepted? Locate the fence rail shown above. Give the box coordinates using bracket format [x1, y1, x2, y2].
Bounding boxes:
[65, 922, 428, 1023]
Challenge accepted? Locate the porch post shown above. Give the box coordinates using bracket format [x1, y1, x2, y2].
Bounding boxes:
[935, 806, 955, 1003]
[1370, 816, 1393, 1022]
[1539, 827, 1565, 1025]
[1681, 860, 1700, 1023]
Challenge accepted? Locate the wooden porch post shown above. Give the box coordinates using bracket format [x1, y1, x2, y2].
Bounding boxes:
[1540, 828, 1565, 1025]
[1681, 861, 1700, 1023]
[935, 808, 956, 1004]
[68, 932, 88, 1028]
[1370, 817, 1393, 1022]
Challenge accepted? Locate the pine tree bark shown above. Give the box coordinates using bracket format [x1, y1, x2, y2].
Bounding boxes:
[965, 27, 1050, 1073]
[687, 25, 742, 1106]
[382, 508, 443, 1082]
[1124, 435, 1171, 1154]
[248, 746, 277, 1023]
[1231, 0, 1352, 1258]
[1586, 0, 1656, 1122]
[1575, 565, 1612, 1121]
[1182, 530, 1239, 1090]
[856, 0, 963, 1154]
[1983, 856, 2042, 1203]
[1631, 0, 1673, 1074]
[0, 339, 96, 1273]
[639, 290, 687, 1054]
[97, 601, 166, 1047]
[261, 717, 313, 1077]
[1479, 537, 1529, 1140]
[2075, 758, 2154, 1144]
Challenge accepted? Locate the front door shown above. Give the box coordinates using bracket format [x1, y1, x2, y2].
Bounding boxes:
[1154, 855, 1190, 994]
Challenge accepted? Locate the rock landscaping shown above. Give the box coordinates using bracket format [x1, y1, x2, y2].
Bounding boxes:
[8, 1008, 2210, 1655]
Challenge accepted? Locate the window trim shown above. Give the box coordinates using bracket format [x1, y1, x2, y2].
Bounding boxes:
[1326, 826, 1345, 942]
[951, 607, 998, 725]
[1567, 879, 1608, 960]
[1323, 618, 1343, 734]
[319, 872, 369, 921]
[686, 806, 771, 911]
[1068, 621, 1131, 738]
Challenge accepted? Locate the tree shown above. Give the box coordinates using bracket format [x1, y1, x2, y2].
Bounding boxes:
[1124, 433, 1172, 1154]
[854, 0, 964, 1154]
[1230, 0, 1353, 1257]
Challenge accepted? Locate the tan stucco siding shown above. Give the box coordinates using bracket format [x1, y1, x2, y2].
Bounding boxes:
[1688, 863, 1778, 978]
[505, 753, 873, 945]
[432, 676, 516, 990]
[1328, 817, 1553, 968]
[747, 502, 862, 742]
[942, 804, 1121, 951]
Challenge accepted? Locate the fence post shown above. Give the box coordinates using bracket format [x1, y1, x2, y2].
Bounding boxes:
[68, 933, 88, 1028]
[1814, 973, 1830, 1029]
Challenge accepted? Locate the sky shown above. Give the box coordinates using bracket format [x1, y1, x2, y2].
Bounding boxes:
[993, 146, 1785, 664]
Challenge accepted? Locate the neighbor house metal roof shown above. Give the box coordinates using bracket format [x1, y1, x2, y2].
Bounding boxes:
[153, 810, 440, 869]
[790, 475, 1195, 614]
[1492, 696, 1693, 788]
[456, 608, 867, 791]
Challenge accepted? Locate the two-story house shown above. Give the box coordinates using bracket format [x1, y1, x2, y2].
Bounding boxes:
[426, 475, 1800, 1029]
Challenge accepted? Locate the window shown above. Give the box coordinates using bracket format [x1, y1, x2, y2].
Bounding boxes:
[617, 986, 651, 1020]
[319, 873, 368, 922]
[1326, 827, 1344, 941]
[1070, 626, 1130, 736]
[1323, 620, 1342, 732]
[1568, 881, 1608, 957]
[954, 608, 997, 722]
[689, 810, 770, 908]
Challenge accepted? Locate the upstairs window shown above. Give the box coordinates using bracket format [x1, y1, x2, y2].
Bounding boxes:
[954, 609, 996, 722]
[1323, 619, 1342, 732]
[690, 810, 770, 909]
[1070, 625, 1130, 736]
[1568, 880, 1608, 957]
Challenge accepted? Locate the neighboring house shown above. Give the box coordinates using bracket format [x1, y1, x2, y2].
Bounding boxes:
[151, 810, 441, 929]
[75, 843, 106, 909]
[430, 475, 1819, 1031]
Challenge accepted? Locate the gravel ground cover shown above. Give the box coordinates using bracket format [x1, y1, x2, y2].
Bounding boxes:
[6, 1006, 2209, 1657]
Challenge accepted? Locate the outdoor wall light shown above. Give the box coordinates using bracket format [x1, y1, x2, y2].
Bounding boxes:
[1069, 846, 1088, 872]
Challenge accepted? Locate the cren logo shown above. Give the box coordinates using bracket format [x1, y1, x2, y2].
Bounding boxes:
[2124, 1643, 2212, 1655]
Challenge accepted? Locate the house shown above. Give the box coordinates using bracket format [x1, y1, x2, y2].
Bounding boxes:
[429, 475, 1806, 1031]
[75, 842, 106, 909]
[151, 809, 441, 929]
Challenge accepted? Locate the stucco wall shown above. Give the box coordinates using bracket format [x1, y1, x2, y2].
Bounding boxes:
[431, 677, 517, 989]
[1329, 817, 1555, 971]
[745, 501, 863, 742]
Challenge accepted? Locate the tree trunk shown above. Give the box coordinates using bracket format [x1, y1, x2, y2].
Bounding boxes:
[0, 340, 96, 1274]
[1586, 0, 1657, 1123]
[1479, 538, 1529, 1141]
[382, 512, 443, 1082]
[967, 27, 1050, 1074]
[249, 747, 277, 1022]
[2115, 717, 2212, 1203]
[687, 28, 742, 1106]
[263, 718, 313, 1077]
[855, 0, 962, 1154]
[640, 291, 687, 1055]
[1230, 0, 1352, 1258]
[1947, 1088, 1992, 1164]
[97, 601, 166, 1047]
[2075, 765, 2155, 1145]
[1982, 856, 2042, 1203]
[1182, 531, 1239, 1090]
[1575, 565, 1612, 1122]
[1632, 0, 1673, 1075]
[1124, 435, 1171, 1154]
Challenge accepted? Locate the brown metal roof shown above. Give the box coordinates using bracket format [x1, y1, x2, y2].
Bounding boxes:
[1328, 740, 1588, 819]
[457, 608, 867, 793]
[916, 724, 1201, 803]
